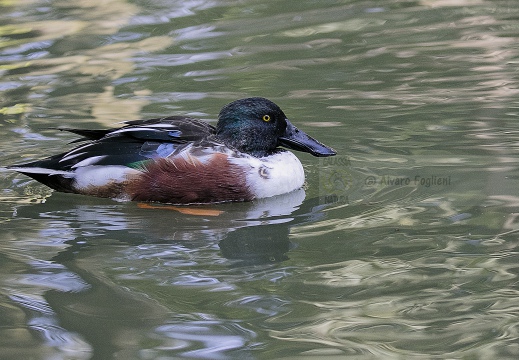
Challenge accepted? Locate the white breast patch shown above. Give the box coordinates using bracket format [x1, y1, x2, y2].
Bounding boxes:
[230, 151, 305, 199]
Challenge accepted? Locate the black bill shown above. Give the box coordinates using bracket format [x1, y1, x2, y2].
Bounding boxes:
[278, 119, 336, 157]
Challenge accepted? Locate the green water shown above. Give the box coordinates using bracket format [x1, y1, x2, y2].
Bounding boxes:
[2, 0, 519, 359]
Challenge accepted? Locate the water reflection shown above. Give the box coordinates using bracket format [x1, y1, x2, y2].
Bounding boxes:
[20, 189, 320, 265]
[219, 223, 291, 264]
[5, 189, 333, 358]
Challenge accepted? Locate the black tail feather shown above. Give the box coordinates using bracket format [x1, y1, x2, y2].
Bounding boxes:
[56, 128, 111, 142]
[14, 170, 75, 193]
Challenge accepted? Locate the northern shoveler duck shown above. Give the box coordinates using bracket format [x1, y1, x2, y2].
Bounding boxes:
[10, 97, 336, 204]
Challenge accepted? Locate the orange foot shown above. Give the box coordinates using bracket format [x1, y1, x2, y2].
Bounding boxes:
[137, 202, 224, 216]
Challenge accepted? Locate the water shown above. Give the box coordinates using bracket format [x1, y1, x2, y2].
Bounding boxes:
[2, 0, 519, 358]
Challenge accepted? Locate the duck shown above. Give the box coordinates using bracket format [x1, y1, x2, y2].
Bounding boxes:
[10, 97, 336, 204]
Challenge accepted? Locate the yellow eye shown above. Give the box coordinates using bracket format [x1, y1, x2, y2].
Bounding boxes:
[262, 114, 271, 122]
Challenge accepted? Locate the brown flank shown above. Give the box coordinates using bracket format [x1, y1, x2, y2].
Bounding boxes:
[127, 153, 253, 204]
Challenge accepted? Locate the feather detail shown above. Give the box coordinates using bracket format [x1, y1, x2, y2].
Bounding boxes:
[127, 153, 253, 204]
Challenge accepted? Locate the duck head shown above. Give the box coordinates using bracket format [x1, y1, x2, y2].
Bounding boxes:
[216, 97, 336, 158]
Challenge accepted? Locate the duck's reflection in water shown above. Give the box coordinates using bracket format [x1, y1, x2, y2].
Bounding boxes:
[40, 188, 328, 265]
[12, 189, 332, 358]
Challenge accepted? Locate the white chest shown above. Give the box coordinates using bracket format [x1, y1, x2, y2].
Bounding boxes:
[230, 151, 305, 199]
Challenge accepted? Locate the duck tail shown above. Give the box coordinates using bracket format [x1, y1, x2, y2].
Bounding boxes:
[8, 157, 75, 192]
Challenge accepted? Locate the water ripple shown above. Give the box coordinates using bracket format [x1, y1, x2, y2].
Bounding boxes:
[153, 320, 257, 359]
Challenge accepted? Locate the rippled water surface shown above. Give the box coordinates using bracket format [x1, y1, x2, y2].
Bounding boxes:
[2, 0, 519, 359]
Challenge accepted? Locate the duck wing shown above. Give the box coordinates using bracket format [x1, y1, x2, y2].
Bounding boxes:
[58, 116, 214, 141]
[12, 116, 217, 172]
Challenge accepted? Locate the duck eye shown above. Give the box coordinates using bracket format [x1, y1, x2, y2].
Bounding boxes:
[262, 114, 271, 122]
